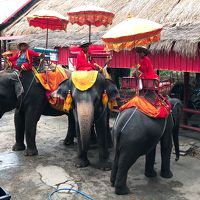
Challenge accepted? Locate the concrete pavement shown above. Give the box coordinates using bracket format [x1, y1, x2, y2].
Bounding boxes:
[0, 111, 200, 200]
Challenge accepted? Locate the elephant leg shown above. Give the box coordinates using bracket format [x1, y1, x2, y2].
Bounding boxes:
[75, 135, 90, 168]
[145, 147, 157, 177]
[110, 152, 119, 186]
[95, 110, 111, 171]
[107, 111, 113, 148]
[114, 151, 138, 195]
[90, 125, 97, 145]
[64, 112, 76, 146]
[24, 108, 41, 156]
[12, 109, 26, 151]
[160, 133, 173, 178]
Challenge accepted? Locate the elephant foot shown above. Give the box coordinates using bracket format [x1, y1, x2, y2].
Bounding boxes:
[110, 179, 115, 187]
[12, 143, 26, 151]
[110, 174, 116, 187]
[115, 185, 130, 195]
[145, 169, 157, 177]
[63, 139, 74, 146]
[97, 161, 112, 171]
[160, 170, 173, 178]
[24, 148, 38, 156]
[74, 158, 90, 168]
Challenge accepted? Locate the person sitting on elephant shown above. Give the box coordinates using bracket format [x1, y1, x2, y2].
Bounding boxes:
[135, 46, 159, 80]
[6, 42, 44, 71]
[76, 42, 101, 71]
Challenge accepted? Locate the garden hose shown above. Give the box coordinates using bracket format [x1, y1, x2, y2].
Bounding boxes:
[48, 187, 95, 200]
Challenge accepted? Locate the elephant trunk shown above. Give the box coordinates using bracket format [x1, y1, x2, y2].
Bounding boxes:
[77, 101, 94, 151]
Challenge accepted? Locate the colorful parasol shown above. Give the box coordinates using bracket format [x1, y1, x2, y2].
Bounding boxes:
[27, 10, 69, 48]
[67, 5, 115, 43]
[102, 16, 163, 52]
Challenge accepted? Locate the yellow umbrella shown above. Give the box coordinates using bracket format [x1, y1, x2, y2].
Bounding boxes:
[102, 17, 163, 52]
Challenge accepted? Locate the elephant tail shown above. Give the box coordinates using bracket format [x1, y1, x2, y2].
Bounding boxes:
[171, 99, 182, 161]
[173, 117, 180, 161]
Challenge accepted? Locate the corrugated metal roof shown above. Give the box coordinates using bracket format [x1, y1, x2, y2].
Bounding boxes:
[0, 0, 32, 24]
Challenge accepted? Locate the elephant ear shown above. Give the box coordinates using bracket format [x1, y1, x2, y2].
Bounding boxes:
[56, 79, 71, 99]
[9, 72, 24, 99]
[104, 79, 120, 102]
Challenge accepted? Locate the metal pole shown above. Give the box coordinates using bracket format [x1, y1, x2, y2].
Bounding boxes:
[46, 28, 48, 49]
[3, 40, 6, 52]
[89, 24, 91, 43]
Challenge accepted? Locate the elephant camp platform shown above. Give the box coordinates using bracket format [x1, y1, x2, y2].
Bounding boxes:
[0, 111, 200, 200]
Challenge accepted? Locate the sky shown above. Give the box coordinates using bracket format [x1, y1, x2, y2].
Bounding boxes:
[0, 0, 31, 24]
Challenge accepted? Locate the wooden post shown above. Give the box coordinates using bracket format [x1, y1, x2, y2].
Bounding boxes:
[196, 73, 200, 88]
[0, 39, 2, 70]
[89, 24, 91, 43]
[183, 72, 189, 125]
[3, 40, 6, 52]
[0, 31, 2, 70]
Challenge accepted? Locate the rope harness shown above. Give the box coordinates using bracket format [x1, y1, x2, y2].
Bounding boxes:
[116, 105, 171, 137]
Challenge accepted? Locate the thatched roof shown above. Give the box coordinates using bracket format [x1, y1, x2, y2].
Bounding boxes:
[3, 0, 200, 57]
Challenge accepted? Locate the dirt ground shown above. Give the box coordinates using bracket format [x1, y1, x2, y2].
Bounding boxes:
[0, 111, 200, 200]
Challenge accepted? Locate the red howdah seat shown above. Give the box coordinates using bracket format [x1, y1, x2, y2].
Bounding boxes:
[121, 77, 172, 96]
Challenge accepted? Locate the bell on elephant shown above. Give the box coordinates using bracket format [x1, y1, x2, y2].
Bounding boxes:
[63, 90, 73, 112]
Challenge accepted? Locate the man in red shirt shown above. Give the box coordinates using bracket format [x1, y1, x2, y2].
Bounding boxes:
[136, 46, 159, 80]
[7, 42, 43, 71]
[76, 42, 99, 71]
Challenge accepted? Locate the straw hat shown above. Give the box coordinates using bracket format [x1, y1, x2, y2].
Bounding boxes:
[2, 50, 14, 56]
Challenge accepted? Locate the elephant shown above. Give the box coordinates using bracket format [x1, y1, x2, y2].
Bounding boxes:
[110, 98, 182, 195]
[57, 71, 119, 170]
[0, 68, 75, 156]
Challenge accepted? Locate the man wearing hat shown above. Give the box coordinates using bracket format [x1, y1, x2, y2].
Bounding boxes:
[6, 42, 43, 71]
[135, 46, 159, 80]
[76, 42, 100, 71]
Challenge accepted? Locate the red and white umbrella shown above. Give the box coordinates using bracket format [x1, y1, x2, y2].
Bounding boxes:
[27, 10, 69, 48]
[67, 5, 115, 42]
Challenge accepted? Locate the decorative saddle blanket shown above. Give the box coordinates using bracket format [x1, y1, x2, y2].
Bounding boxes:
[72, 70, 98, 91]
[32, 65, 68, 92]
[119, 95, 171, 118]
[32, 65, 69, 112]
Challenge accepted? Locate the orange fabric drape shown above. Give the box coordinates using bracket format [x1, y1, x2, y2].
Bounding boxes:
[119, 95, 171, 118]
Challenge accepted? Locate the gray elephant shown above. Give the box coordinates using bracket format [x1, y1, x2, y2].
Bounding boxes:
[57, 71, 119, 170]
[110, 98, 182, 195]
[0, 68, 75, 156]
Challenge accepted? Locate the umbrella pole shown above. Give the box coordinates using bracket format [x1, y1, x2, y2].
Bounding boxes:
[89, 24, 91, 43]
[46, 28, 48, 48]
